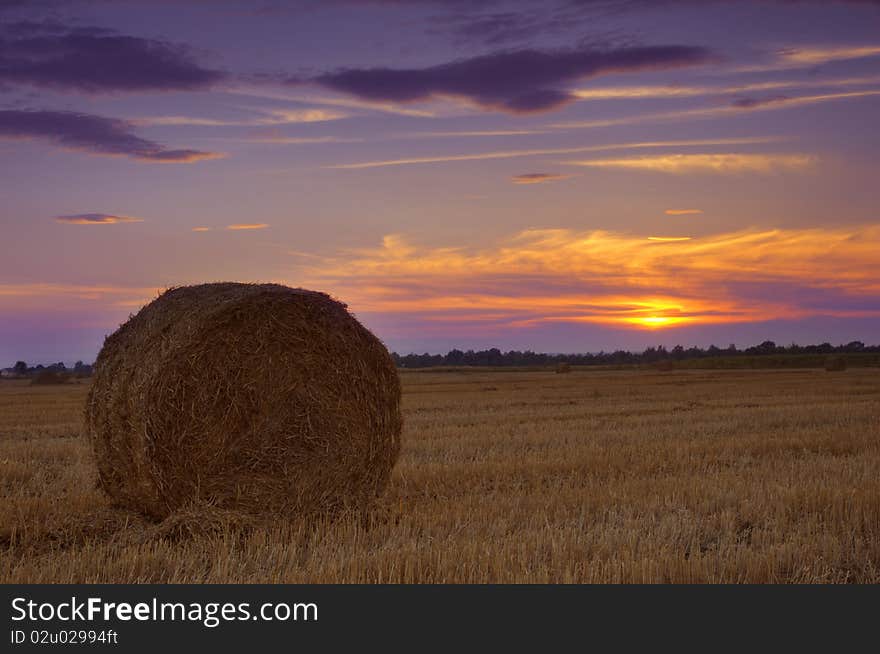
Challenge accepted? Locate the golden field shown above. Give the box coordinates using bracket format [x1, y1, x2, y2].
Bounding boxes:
[1, 367, 878, 583]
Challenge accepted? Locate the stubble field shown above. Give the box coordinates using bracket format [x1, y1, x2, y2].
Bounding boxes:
[1, 367, 878, 583]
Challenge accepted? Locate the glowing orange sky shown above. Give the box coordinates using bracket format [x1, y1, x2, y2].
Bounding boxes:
[295, 226, 880, 331]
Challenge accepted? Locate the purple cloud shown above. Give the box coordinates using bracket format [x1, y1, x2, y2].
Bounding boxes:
[312, 45, 713, 114]
[55, 213, 143, 225]
[731, 95, 791, 109]
[0, 21, 225, 93]
[0, 110, 222, 162]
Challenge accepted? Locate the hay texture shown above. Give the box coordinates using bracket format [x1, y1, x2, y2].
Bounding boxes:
[824, 355, 847, 372]
[85, 283, 402, 520]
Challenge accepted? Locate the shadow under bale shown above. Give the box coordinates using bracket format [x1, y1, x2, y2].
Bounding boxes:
[85, 282, 402, 521]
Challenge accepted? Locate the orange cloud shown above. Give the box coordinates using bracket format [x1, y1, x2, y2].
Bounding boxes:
[55, 213, 143, 225]
[647, 236, 692, 241]
[665, 209, 703, 215]
[511, 173, 571, 185]
[295, 226, 880, 332]
[226, 223, 269, 230]
[191, 226, 211, 232]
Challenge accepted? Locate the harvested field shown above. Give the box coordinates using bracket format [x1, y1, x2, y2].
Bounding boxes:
[1, 367, 878, 583]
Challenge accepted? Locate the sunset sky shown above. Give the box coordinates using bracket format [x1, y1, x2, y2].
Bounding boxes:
[2, 0, 879, 363]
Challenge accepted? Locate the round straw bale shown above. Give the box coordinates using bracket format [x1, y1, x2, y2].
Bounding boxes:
[84, 283, 402, 520]
[555, 362, 571, 374]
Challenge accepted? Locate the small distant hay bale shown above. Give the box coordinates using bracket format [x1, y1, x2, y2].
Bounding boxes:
[84, 282, 402, 521]
[555, 362, 571, 374]
[653, 359, 676, 372]
[31, 370, 69, 385]
[824, 355, 847, 372]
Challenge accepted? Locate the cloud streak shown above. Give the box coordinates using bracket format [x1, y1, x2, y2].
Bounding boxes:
[511, 173, 572, 184]
[328, 136, 777, 169]
[226, 223, 269, 230]
[665, 208, 703, 215]
[0, 282, 158, 313]
[777, 44, 880, 66]
[55, 213, 143, 225]
[133, 107, 348, 128]
[552, 89, 880, 129]
[0, 110, 222, 162]
[570, 75, 880, 101]
[565, 153, 815, 174]
[312, 44, 714, 114]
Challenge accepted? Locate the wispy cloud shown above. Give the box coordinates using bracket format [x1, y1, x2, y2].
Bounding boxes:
[570, 75, 880, 101]
[0, 283, 158, 312]
[647, 236, 692, 241]
[55, 213, 143, 225]
[0, 110, 222, 163]
[226, 223, 269, 230]
[133, 107, 348, 128]
[328, 137, 777, 169]
[295, 226, 880, 333]
[665, 209, 703, 215]
[399, 129, 549, 139]
[511, 173, 571, 184]
[778, 44, 880, 65]
[727, 90, 880, 111]
[191, 226, 211, 232]
[239, 135, 361, 145]
[227, 86, 437, 118]
[552, 89, 880, 129]
[565, 153, 815, 174]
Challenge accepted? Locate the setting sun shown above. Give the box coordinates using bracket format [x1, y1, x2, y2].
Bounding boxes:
[628, 315, 691, 329]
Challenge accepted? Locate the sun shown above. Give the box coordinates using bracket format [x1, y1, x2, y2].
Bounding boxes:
[628, 315, 690, 329]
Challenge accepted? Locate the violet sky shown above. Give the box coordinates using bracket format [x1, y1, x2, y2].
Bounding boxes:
[1, 0, 879, 363]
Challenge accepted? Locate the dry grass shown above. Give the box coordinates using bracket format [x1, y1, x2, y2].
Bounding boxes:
[1, 367, 879, 583]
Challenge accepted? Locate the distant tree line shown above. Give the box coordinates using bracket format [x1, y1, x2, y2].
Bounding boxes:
[4, 339, 878, 374]
[2, 360, 93, 377]
[391, 341, 879, 368]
